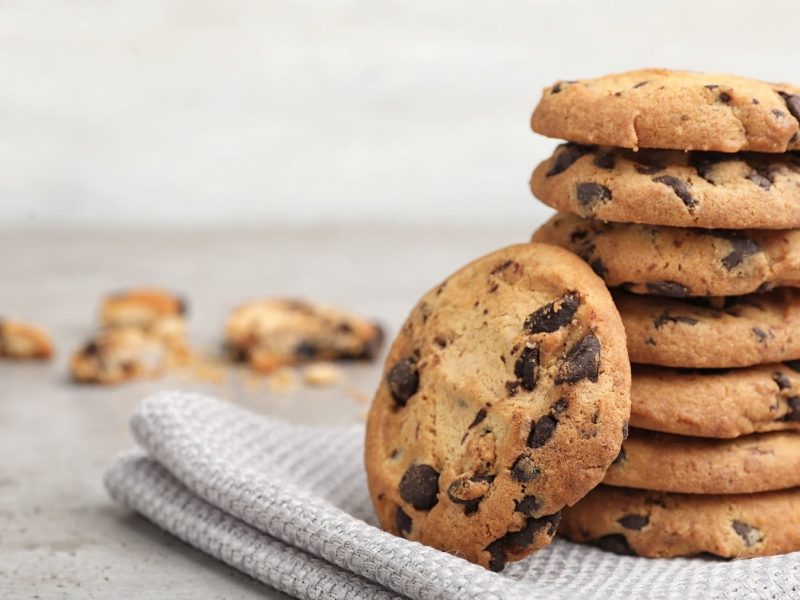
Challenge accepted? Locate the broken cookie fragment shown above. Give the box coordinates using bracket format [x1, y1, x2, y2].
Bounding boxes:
[70, 327, 169, 384]
[0, 318, 53, 360]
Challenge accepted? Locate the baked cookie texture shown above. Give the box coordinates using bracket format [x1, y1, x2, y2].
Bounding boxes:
[70, 327, 169, 384]
[616, 289, 800, 368]
[531, 144, 800, 229]
[531, 69, 800, 153]
[533, 213, 800, 297]
[365, 243, 631, 571]
[630, 363, 800, 438]
[224, 299, 383, 373]
[0, 319, 53, 360]
[560, 485, 800, 559]
[101, 287, 188, 347]
[605, 429, 800, 494]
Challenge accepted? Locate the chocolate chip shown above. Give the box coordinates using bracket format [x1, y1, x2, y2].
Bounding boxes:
[622, 421, 629, 440]
[593, 151, 616, 170]
[589, 258, 607, 277]
[732, 521, 762, 547]
[551, 398, 568, 414]
[646, 281, 691, 297]
[387, 358, 419, 407]
[635, 164, 663, 175]
[514, 345, 539, 391]
[718, 91, 732, 103]
[653, 175, 697, 210]
[644, 337, 657, 345]
[633, 80, 649, 89]
[547, 143, 592, 176]
[713, 232, 762, 270]
[785, 397, 800, 421]
[395, 507, 412, 536]
[399, 464, 440, 510]
[778, 91, 800, 121]
[596, 534, 636, 556]
[785, 360, 800, 373]
[83, 340, 99, 356]
[773, 372, 791, 390]
[576, 183, 612, 211]
[511, 455, 540, 482]
[704, 84, 719, 90]
[528, 416, 557, 448]
[525, 292, 580, 334]
[570, 229, 588, 242]
[515, 495, 542, 516]
[555, 333, 601, 385]
[176, 297, 188, 316]
[505, 380, 520, 396]
[485, 513, 561, 571]
[753, 327, 770, 343]
[689, 152, 732, 183]
[773, 109, 787, 118]
[652, 313, 699, 329]
[469, 408, 487, 428]
[618, 514, 649, 530]
[294, 340, 318, 358]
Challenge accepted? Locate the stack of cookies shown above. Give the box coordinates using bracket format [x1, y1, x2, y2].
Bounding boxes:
[530, 68, 800, 558]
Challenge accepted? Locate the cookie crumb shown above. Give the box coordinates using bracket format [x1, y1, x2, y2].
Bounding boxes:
[268, 367, 298, 394]
[303, 363, 344, 387]
[347, 385, 371, 404]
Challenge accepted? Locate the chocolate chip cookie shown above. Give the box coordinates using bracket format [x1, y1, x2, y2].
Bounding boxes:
[531, 69, 800, 153]
[530, 144, 800, 229]
[617, 289, 800, 368]
[605, 429, 800, 494]
[225, 299, 383, 373]
[101, 287, 188, 348]
[533, 213, 800, 296]
[560, 484, 800, 558]
[365, 243, 631, 571]
[0, 318, 53, 360]
[70, 327, 171, 384]
[630, 363, 800, 438]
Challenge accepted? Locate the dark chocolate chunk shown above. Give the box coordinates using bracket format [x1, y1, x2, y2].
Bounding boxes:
[528, 415, 557, 448]
[646, 281, 691, 297]
[525, 292, 580, 334]
[515, 495, 542, 516]
[387, 358, 419, 407]
[551, 398, 568, 414]
[555, 333, 601, 385]
[618, 514, 649, 530]
[773, 372, 791, 390]
[593, 151, 616, 170]
[576, 183, 612, 211]
[753, 327, 770, 343]
[635, 164, 663, 175]
[718, 91, 732, 103]
[294, 340, 318, 358]
[395, 507, 412, 536]
[778, 91, 800, 121]
[784, 396, 800, 421]
[731, 520, 763, 547]
[596, 534, 636, 556]
[505, 380, 520, 396]
[633, 80, 649, 89]
[511, 455, 540, 482]
[713, 232, 762, 270]
[399, 464, 440, 510]
[485, 513, 561, 571]
[83, 340, 99, 356]
[514, 345, 540, 391]
[652, 313, 699, 329]
[546, 143, 592, 176]
[653, 175, 697, 209]
[469, 408, 487, 429]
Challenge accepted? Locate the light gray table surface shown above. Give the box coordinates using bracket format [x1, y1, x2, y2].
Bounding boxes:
[0, 224, 534, 599]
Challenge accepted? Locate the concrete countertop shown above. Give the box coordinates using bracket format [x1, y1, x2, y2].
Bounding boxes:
[0, 224, 533, 598]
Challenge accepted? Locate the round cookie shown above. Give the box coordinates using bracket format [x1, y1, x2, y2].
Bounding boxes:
[630, 363, 800, 438]
[533, 213, 800, 296]
[605, 429, 800, 494]
[70, 327, 170, 384]
[560, 484, 800, 559]
[531, 68, 800, 153]
[530, 144, 800, 229]
[102, 287, 188, 349]
[0, 318, 53, 360]
[617, 289, 800, 368]
[365, 243, 631, 571]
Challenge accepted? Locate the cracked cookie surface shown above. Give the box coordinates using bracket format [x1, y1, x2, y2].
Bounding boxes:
[533, 213, 800, 296]
[617, 289, 800, 368]
[365, 243, 631, 571]
[531, 68, 800, 153]
[605, 429, 800, 494]
[531, 144, 800, 229]
[560, 485, 800, 558]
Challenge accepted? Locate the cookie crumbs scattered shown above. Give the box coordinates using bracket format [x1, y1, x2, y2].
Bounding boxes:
[303, 363, 344, 387]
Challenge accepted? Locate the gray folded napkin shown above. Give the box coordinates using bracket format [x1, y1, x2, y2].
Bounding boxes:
[105, 391, 800, 600]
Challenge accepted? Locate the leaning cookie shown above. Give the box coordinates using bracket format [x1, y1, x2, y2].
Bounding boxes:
[101, 287, 188, 346]
[530, 144, 800, 230]
[531, 69, 800, 153]
[0, 319, 53, 360]
[605, 429, 800, 494]
[617, 289, 800, 368]
[560, 485, 800, 559]
[70, 327, 169, 384]
[365, 243, 631, 571]
[533, 213, 800, 297]
[224, 299, 383, 373]
[630, 363, 800, 438]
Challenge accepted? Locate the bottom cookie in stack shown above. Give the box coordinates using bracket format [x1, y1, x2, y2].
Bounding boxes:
[560, 364, 800, 557]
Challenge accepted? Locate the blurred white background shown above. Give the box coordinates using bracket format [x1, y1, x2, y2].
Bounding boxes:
[2, 0, 800, 229]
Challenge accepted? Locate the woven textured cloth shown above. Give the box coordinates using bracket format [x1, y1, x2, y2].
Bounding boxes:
[105, 391, 800, 599]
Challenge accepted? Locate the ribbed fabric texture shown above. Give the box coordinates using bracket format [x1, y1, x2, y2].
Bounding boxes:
[105, 391, 800, 599]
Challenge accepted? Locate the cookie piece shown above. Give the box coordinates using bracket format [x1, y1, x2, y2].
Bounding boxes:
[0, 319, 53, 360]
[531, 145, 800, 229]
[365, 243, 631, 571]
[101, 287, 188, 346]
[70, 327, 169, 384]
[605, 429, 800, 494]
[531, 69, 800, 153]
[617, 289, 800, 368]
[533, 213, 800, 296]
[225, 299, 383, 373]
[630, 363, 800, 438]
[560, 484, 800, 558]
